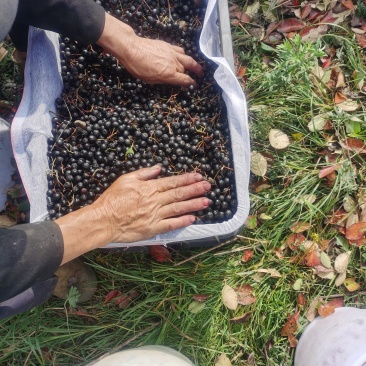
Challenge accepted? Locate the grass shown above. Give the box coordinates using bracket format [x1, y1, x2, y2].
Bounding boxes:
[1, 2, 366, 366]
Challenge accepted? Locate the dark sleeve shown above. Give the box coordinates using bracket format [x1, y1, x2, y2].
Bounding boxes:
[12, 0, 106, 45]
[0, 221, 64, 303]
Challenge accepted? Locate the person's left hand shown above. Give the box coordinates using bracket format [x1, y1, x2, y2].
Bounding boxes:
[97, 13, 203, 87]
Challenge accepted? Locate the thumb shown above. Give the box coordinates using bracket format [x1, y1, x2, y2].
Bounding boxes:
[129, 165, 162, 181]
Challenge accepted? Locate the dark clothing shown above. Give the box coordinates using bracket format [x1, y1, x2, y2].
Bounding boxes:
[9, 0, 105, 51]
[0, 222, 64, 320]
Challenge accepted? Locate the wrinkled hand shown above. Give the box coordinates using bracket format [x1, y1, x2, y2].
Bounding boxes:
[92, 166, 211, 243]
[97, 13, 203, 87]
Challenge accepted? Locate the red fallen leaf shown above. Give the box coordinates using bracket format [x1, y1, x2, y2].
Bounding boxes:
[104, 290, 121, 304]
[304, 250, 321, 267]
[68, 306, 91, 317]
[286, 233, 306, 251]
[341, 0, 354, 10]
[346, 222, 366, 241]
[235, 285, 257, 305]
[288, 334, 299, 348]
[340, 138, 366, 154]
[349, 238, 366, 247]
[322, 58, 332, 68]
[326, 171, 337, 187]
[327, 208, 347, 226]
[238, 66, 247, 78]
[115, 295, 129, 305]
[241, 249, 254, 262]
[328, 297, 344, 308]
[229, 4, 240, 13]
[231, 19, 240, 26]
[290, 221, 311, 233]
[266, 21, 279, 36]
[149, 245, 172, 263]
[192, 294, 210, 303]
[318, 303, 335, 317]
[280, 312, 299, 336]
[277, 18, 305, 33]
[318, 164, 341, 179]
[308, 9, 323, 22]
[301, 3, 312, 19]
[297, 293, 307, 308]
[334, 91, 347, 104]
[319, 11, 337, 24]
[356, 34, 366, 48]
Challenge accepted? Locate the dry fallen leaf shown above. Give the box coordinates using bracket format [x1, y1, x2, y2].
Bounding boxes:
[192, 294, 210, 303]
[343, 195, 356, 213]
[320, 252, 332, 269]
[345, 222, 366, 241]
[340, 138, 366, 154]
[149, 246, 172, 263]
[222, 285, 238, 310]
[314, 265, 335, 280]
[334, 91, 347, 104]
[335, 272, 347, 287]
[269, 129, 290, 150]
[242, 250, 254, 263]
[334, 252, 350, 273]
[328, 297, 344, 308]
[318, 303, 335, 317]
[344, 278, 360, 292]
[293, 278, 303, 291]
[304, 250, 321, 267]
[277, 18, 305, 33]
[215, 353, 232, 366]
[290, 221, 311, 233]
[251, 151, 268, 177]
[337, 100, 360, 112]
[306, 296, 323, 322]
[297, 293, 307, 308]
[280, 312, 299, 336]
[308, 114, 330, 132]
[257, 268, 282, 278]
[229, 312, 252, 324]
[318, 164, 341, 179]
[288, 334, 298, 348]
[286, 233, 306, 251]
[236, 284, 257, 305]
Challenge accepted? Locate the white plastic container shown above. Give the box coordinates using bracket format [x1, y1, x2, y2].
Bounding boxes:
[295, 307, 366, 366]
[90, 346, 194, 366]
[11, 0, 250, 248]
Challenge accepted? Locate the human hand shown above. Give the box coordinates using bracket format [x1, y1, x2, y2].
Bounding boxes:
[97, 13, 203, 87]
[92, 165, 211, 243]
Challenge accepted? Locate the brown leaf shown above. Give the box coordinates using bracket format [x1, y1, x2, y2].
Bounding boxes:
[229, 312, 252, 323]
[192, 294, 210, 303]
[266, 22, 279, 36]
[241, 250, 254, 263]
[286, 233, 306, 251]
[322, 58, 332, 68]
[349, 238, 366, 246]
[290, 221, 311, 233]
[318, 164, 341, 179]
[288, 334, 298, 348]
[307, 9, 323, 22]
[328, 297, 344, 308]
[318, 303, 335, 317]
[319, 11, 337, 23]
[222, 285, 238, 310]
[304, 250, 321, 267]
[345, 222, 366, 241]
[340, 138, 366, 154]
[149, 245, 172, 263]
[327, 208, 347, 226]
[334, 91, 347, 104]
[341, 0, 354, 10]
[277, 18, 305, 33]
[297, 293, 307, 308]
[238, 66, 247, 78]
[280, 312, 299, 336]
[356, 34, 366, 48]
[236, 284, 257, 305]
[344, 278, 360, 292]
[104, 290, 120, 304]
[306, 295, 323, 322]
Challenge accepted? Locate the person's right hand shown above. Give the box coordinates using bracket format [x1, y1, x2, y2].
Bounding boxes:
[56, 166, 211, 264]
[92, 165, 211, 243]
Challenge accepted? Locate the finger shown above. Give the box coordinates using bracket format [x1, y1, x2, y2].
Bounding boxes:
[126, 165, 162, 181]
[160, 197, 210, 219]
[157, 215, 196, 234]
[168, 72, 197, 88]
[160, 180, 211, 205]
[176, 53, 203, 77]
[176, 61, 185, 73]
[156, 172, 203, 192]
[171, 45, 185, 54]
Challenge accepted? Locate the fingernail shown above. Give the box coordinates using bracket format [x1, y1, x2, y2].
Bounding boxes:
[150, 165, 161, 170]
[190, 216, 196, 223]
[203, 181, 211, 191]
[194, 173, 203, 181]
[202, 198, 210, 206]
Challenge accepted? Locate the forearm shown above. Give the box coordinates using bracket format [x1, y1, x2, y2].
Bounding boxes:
[55, 204, 112, 265]
[14, 0, 106, 44]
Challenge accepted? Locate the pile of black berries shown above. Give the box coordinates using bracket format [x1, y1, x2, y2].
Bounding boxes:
[47, 0, 237, 224]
